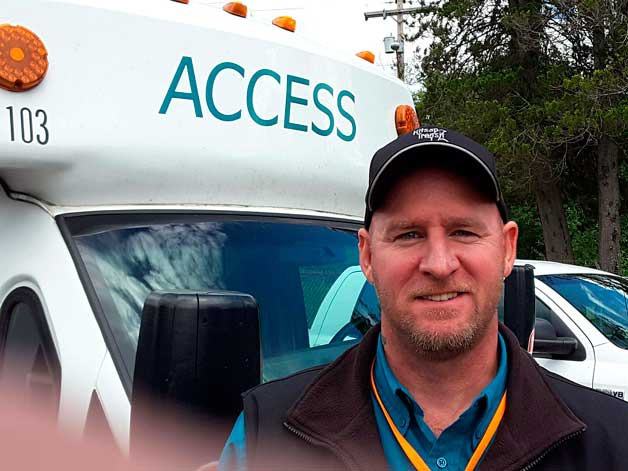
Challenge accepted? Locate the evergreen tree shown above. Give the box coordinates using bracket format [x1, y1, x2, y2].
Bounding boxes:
[407, 0, 627, 271]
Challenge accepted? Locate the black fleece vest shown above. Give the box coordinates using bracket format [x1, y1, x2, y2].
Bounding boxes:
[241, 325, 628, 471]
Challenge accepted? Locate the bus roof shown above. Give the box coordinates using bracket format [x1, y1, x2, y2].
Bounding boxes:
[1, 0, 413, 218]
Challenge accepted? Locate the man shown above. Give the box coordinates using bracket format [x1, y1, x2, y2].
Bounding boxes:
[220, 127, 628, 470]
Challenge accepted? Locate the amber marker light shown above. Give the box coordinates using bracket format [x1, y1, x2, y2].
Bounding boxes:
[223, 2, 248, 17]
[272, 16, 296, 32]
[395, 104, 421, 136]
[356, 51, 375, 64]
[0, 24, 48, 92]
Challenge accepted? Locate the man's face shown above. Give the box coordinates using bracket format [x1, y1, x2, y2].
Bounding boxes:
[358, 166, 518, 359]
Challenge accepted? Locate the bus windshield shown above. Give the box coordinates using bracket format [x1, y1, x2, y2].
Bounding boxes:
[64, 214, 380, 387]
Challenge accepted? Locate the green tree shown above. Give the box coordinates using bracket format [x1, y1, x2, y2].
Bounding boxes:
[407, 0, 627, 271]
[545, 0, 628, 272]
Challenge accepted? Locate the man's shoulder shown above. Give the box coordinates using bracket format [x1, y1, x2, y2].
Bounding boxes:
[243, 365, 326, 407]
[240, 365, 327, 450]
[542, 368, 628, 428]
[244, 329, 379, 411]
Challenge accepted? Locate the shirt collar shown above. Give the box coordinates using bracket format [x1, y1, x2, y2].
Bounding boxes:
[373, 332, 508, 437]
[470, 332, 508, 441]
[374, 337, 413, 434]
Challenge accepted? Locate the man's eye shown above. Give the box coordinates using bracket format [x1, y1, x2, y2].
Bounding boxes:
[452, 230, 477, 238]
[398, 231, 422, 240]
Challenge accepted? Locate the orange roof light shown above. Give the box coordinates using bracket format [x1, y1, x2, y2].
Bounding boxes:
[356, 51, 375, 64]
[0, 24, 48, 92]
[223, 2, 248, 17]
[272, 16, 296, 32]
[395, 105, 420, 136]
[171, 0, 189, 4]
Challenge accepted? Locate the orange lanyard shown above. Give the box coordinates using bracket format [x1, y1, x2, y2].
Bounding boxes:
[370, 362, 506, 471]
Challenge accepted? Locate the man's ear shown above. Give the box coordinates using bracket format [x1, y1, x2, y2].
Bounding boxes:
[502, 221, 519, 278]
[358, 228, 374, 283]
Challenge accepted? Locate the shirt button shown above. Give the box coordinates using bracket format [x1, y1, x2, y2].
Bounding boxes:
[436, 457, 447, 469]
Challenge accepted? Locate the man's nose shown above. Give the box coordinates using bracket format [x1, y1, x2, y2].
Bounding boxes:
[418, 236, 460, 279]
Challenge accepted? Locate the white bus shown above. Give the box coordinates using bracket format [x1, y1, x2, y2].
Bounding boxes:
[0, 0, 416, 460]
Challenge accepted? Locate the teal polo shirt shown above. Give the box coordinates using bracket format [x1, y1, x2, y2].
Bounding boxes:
[372, 333, 508, 470]
[219, 333, 508, 471]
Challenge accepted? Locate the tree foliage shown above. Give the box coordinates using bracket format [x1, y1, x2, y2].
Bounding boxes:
[407, 0, 628, 272]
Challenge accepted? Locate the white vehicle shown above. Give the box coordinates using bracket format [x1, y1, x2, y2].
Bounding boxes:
[523, 260, 628, 402]
[311, 260, 628, 401]
[0, 0, 416, 460]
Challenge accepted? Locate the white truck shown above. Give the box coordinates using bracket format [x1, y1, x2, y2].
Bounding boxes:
[0, 0, 416, 461]
[524, 260, 628, 401]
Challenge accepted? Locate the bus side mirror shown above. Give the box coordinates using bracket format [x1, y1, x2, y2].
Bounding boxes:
[131, 290, 261, 469]
[503, 265, 535, 350]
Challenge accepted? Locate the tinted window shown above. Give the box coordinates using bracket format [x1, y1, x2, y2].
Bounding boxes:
[0, 289, 61, 413]
[3, 303, 41, 375]
[68, 216, 379, 383]
[538, 274, 628, 349]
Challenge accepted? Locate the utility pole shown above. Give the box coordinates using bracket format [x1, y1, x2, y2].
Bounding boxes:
[364, 2, 425, 82]
[395, 0, 404, 81]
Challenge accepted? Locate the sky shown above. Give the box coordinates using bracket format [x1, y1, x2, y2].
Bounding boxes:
[196, 0, 417, 81]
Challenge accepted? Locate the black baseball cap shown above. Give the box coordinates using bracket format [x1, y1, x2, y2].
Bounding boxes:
[364, 126, 508, 228]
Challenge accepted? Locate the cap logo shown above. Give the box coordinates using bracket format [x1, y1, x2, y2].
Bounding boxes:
[412, 127, 449, 143]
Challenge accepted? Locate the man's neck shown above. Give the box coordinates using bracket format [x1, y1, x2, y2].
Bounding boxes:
[381, 322, 500, 437]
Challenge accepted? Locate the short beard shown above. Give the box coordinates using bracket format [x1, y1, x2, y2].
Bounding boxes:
[380, 280, 503, 361]
[397, 306, 493, 361]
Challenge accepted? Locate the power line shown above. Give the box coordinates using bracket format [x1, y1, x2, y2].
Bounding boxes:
[364, 6, 425, 20]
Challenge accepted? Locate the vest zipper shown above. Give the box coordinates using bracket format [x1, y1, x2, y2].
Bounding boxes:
[283, 421, 361, 471]
[519, 428, 585, 471]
